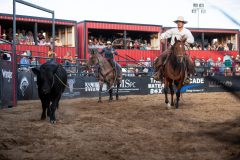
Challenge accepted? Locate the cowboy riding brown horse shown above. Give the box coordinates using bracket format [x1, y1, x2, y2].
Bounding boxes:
[160, 37, 194, 109]
[88, 49, 122, 103]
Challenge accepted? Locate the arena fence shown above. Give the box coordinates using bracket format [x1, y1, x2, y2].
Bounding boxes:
[1, 47, 240, 105]
[17, 71, 240, 100]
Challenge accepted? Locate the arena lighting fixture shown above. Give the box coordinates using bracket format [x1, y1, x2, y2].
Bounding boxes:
[192, 3, 206, 28]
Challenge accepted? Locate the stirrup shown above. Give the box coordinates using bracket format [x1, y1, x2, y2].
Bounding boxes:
[183, 77, 190, 85]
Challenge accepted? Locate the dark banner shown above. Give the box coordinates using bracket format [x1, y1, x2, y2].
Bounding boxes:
[0, 60, 13, 108]
[16, 71, 240, 100]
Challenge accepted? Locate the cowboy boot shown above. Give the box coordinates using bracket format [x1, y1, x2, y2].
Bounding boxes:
[183, 74, 191, 85]
[152, 71, 160, 81]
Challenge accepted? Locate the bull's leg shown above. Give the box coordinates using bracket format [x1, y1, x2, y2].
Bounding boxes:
[169, 81, 174, 106]
[98, 81, 103, 103]
[116, 81, 120, 100]
[40, 99, 50, 120]
[49, 102, 57, 124]
[49, 95, 61, 124]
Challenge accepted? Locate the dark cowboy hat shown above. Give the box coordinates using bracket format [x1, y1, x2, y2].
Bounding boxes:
[173, 16, 188, 24]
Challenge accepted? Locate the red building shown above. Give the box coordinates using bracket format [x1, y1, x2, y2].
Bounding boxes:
[0, 13, 77, 62]
[77, 21, 162, 65]
[162, 27, 239, 61]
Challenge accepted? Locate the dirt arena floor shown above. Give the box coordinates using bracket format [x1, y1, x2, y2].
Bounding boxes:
[0, 92, 240, 160]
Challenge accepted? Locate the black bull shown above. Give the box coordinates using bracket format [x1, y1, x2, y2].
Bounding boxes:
[32, 61, 67, 123]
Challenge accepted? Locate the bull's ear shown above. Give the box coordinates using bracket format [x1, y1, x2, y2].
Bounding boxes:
[32, 67, 40, 75]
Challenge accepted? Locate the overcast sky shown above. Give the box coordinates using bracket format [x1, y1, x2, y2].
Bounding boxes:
[1, 0, 239, 29]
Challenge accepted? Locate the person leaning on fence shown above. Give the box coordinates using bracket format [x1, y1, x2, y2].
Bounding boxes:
[152, 16, 194, 84]
[20, 52, 30, 70]
[63, 51, 73, 70]
[47, 46, 57, 62]
[100, 41, 122, 78]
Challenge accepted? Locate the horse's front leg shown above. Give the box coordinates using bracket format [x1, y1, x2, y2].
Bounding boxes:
[164, 80, 170, 109]
[175, 83, 182, 109]
[98, 81, 103, 103]
[169, 81, 174, 106]
[108, 82, 113, 102]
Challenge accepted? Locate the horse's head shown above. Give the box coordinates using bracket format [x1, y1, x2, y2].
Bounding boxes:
[172, 37, 187, 63]
[88, 48, 99, 66]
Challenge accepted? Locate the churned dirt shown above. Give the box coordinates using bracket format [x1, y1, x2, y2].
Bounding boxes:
[0, 92, 240, 160]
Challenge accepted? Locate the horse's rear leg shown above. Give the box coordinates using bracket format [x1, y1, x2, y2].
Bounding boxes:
[98, 82, 103, 103]
[169, 83, 174, 106]
[116, 82, 120, 100]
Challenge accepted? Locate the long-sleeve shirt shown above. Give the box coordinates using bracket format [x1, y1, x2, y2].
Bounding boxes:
[20, 57, 30, 68]
[100, 47, 118, 59]
[160, 28, 194, 46]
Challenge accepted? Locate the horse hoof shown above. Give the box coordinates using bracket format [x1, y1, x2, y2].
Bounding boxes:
[166, 103, 171, 109]
[50, 120, 56, 124]
[98, 100, 103, 103]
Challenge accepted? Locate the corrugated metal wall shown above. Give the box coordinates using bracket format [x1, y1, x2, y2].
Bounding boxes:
[86, 22, 161, 32]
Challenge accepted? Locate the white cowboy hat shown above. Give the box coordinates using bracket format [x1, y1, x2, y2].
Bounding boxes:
[174, 16, 188, 24]
[21, 52, 28, 56]
[217, 57, 221, 61]
[89, 40, 92, 43]
[146, 57, 151, 61]
[107, 41, 112, 45]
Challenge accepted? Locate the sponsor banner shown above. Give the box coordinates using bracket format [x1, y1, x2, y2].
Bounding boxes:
[182, 77, 206, 93]
[0, 60, 13, 108]
[16, 71, 240, 100]
[148, 78, 164, 94]
[18, 71, 34, 100]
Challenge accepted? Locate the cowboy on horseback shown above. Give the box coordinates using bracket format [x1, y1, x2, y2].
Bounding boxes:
[100, 41, 122, 78]
[152, 16, 194, 84]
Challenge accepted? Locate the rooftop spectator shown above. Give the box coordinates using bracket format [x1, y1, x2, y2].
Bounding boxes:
[38, 30, 45, 41]
[224, 44, 229, 51]
[133, 40, 139, 49]
[55, 37, 62, 46]
[146, 43, 152, 50]
[217, 44, 224, 51]
[39, 38, 46, 45]
[227, 40, 233, 51]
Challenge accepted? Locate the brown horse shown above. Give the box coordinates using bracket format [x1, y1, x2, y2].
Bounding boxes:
[163, 37, 191, 109]
[88, 49, 122, 103]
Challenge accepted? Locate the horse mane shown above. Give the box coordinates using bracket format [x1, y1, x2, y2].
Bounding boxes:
[169, 41, 182, 70]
